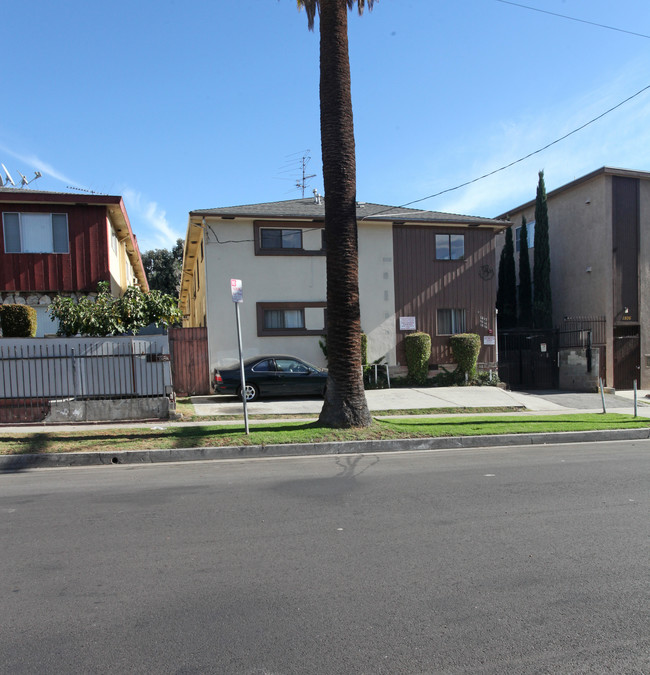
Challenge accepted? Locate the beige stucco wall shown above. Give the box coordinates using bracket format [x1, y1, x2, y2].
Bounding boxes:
[204, 219, 328, 370]
[107, 216, 136, 296]
[358, 220, 396, 366]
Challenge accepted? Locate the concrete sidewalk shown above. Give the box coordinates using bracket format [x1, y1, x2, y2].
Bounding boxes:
[189, 386, 650, 416]
[1, 386, 649, 435]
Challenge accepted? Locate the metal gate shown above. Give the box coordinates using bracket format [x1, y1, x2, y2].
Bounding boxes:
[498, 330, 559, 390]
[613, 328, 639, 390]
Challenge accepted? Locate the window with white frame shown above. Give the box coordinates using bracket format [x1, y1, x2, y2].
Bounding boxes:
[435, 233, 464, 260]
[3, 212, 69, 253]
[437, 308, 466, 335]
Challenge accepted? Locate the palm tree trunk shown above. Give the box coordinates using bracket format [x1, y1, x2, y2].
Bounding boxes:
[317, 0, 372, 428]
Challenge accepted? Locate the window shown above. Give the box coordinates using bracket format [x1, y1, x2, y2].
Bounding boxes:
[437, 308, 466, 335]
[515, 221, 535, 253]
[254, 221, 325, 256]
[264, 308, 304, 330]
[110, 226, 118, 254]
[256, 301, 327, 336]
[260, 228, 302, 250]
[3, 212, 69, 253]
[435, 234, 464, 260]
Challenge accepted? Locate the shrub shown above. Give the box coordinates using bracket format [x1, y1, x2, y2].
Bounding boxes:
[48, 281, 182, 337]
[0, 304, 37, 337]
[449, 333, 481, 381]
[404, 331, 431, 385]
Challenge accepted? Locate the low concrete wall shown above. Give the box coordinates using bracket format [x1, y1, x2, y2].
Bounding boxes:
[559, 348, 599, 392]
[45, 397, 172, 424]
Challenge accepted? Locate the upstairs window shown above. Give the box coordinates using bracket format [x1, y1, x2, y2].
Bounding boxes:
[3, 212, 69, 253]
[435, 233, 464, 260]
[260, 228, 302, 250]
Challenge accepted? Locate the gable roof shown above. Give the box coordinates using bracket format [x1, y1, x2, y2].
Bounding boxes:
[0, 188, 148, 291]
[190, 198, 510, 228]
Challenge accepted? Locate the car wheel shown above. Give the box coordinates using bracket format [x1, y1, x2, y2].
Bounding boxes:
[239, 383, 259, 402]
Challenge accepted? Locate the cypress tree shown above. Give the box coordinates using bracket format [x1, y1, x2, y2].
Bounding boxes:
[496, 225, 517, 329]
[518, 215, 533, 327]
[533, 170, 553, 328]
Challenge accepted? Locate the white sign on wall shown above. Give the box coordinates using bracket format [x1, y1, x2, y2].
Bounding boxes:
[230, 279, 243, 303]
[483, 335, 496, 345]
[399, 316, 416, 331]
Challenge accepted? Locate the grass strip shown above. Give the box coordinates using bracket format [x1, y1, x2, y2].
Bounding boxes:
[1, 413, 648, 456]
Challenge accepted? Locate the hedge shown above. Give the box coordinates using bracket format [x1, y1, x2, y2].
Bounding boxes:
[404, 331, 431, 385]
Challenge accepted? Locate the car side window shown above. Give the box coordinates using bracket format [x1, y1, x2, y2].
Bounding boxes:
[276, 359, 308, 373]
[252, 359, 275, 372]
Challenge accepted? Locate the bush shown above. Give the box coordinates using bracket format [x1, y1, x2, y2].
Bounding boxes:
[0, 304, 37, 337]
[449, 333, 481, 381]
[48, 281, 182, 337]
[404, 331, 431, 385]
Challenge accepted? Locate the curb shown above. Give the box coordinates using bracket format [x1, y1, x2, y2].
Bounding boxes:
[2, 427, 650, 471]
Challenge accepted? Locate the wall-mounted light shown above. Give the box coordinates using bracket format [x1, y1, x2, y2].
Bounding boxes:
[585, 200, 591, 205]
[586, 266, 592, 273]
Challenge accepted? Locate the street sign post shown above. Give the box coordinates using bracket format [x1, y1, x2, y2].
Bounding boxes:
[231, 279, 249, 435]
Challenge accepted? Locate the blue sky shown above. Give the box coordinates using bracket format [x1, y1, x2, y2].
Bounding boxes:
[1, 0, 649, 252]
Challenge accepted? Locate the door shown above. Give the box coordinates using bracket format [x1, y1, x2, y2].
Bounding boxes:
[613, 327, 640, 390]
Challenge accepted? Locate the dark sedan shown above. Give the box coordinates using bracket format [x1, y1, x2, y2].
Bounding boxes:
[212, 355, 328, 402]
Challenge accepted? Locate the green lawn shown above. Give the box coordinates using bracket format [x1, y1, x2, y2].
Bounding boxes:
[1, 414, 648, 456]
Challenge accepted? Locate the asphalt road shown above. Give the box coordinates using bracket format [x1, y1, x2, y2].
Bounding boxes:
[1, 441, 648, 674]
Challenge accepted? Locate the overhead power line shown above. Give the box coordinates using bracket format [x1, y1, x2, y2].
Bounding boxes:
[384, 82, 650, 214]
[495, 0, 650, 40]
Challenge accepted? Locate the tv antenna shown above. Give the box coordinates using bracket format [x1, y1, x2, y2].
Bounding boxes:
[274, 149, 317, 197]
[65, 185, 98, 194]
[295, 151, 316, 198]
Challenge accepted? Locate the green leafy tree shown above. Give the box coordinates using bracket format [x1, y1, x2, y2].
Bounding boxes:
[533, 170, 553, 328]
[48, 282, 182, 337]
[496, 226, 517, 329]
[141, 238, 184, 296]
[298, 0, 375, 428]
[518, 215, 533, 327]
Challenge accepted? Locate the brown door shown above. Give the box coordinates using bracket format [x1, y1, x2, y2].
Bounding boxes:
[613, 326, 640, 390]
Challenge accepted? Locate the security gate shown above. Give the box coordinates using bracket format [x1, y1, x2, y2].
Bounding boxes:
[498, 330, 559, 390]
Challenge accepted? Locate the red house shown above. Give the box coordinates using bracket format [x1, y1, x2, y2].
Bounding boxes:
[0, 187, 148, 336]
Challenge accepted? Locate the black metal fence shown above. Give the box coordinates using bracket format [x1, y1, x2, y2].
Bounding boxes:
[0, 337, 172, 424]
[562, 316, 606, 345]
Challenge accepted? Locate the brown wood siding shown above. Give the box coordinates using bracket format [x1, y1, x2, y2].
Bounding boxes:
[0, 203, 110, 293]
[169, 327, 210, 396]
[393, 225, 497, 365]
[612, 176, 639, 324]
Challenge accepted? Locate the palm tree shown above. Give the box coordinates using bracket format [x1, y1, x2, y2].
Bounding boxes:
[298, 0, 374, 428]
